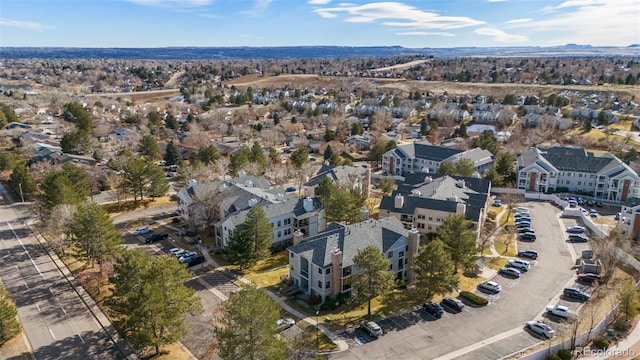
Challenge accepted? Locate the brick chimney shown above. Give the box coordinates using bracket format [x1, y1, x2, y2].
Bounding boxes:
[292, 229, 304, 246]
[406, 226, 420, 286]
[330, 247, 343, 297]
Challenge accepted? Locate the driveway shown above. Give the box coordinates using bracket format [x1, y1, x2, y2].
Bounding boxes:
[332, 202, 578, 360]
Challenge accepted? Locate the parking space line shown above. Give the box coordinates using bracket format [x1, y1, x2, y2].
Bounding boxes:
[432, 326, 525, 360]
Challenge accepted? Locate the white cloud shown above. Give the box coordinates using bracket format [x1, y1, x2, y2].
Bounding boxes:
[308, 0, 332, 4]
[126, 0, 214, 7]
[240, 0, 273, 17]
[519, 0, 639, 46]
[474, 27, 528, 42]
[312, 2, 484, 30]
[0, 18, 50, 31]
[542, 0, 604, 13]
[397, 31, 455, 36]
[506, 18, 532, 24]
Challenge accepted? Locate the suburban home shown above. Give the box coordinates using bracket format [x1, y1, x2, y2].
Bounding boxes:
[303, 164, 371, 198]
[378, 173, 491, 235]
[381, 140, 495, 177]
[287, 217, 419, 303]
[216, 195, 326, 250]
[28, 148, 97, 166]
[516, 145, 640, 202]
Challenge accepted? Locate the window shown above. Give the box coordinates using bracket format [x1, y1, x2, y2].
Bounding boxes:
[343, 266, 352, 277]
[387, 252, 393, 259]
[417, 223, 425, 229]
[399, 251, 405, 258]
[290, 252, 294, 258]
[417, 214, 425, 220]
[398, 258, 404, 269]
[325, 281, 330, 289]
[428, 225, 432, 230]
[284, 229, 292, 236]
[277, 231, 281, 238]
[325, 268, 330, 274]
[578, 181, 582, 186]
[318, 267, 323, 274]
[284, 218, 291, 225]
[318, 281, 322, 288]
[428, 216, 433, 221]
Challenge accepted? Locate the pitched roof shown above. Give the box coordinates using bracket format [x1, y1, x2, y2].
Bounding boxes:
[304, 165, 368, 187]
[521, 145, 616, 173]
[288, 217, 408, 267]
[624, 196, 640, 208]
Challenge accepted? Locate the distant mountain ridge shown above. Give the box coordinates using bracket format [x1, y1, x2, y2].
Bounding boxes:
[1, 45, 638, 60]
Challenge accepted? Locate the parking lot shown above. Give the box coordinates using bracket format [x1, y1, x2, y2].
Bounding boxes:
[331, 201, 589, 360]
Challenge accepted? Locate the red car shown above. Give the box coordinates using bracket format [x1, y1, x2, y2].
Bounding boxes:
[577, 273, 601, 283]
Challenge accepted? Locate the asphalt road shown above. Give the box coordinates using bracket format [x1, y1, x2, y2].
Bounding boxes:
[331, 202, 579, 360]
[0, 193, 123, 359]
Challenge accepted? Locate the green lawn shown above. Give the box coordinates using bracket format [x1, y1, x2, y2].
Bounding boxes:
[494, 234, 517, 257]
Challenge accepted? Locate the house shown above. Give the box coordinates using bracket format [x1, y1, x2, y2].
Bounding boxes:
[303, 164, 371, 198]
[216, 195, 326, 250]
[5, 122, 31, 130]
[28, 148, 97, 166]
[287, 217, 418, 302]
[381, 140, 495, 177]
[516, 145, 640, 202]
[378, 173, 491, 235]
[346, 134, 371, 150]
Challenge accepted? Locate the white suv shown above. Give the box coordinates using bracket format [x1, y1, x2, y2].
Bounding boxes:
[478, 281, 502, 294]
[508, 259, 531, 272]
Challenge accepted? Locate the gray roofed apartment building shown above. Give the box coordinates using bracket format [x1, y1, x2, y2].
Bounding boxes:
[516, 145, 640, 202]
[382, 140, 495, 178]
[378, 173, 491, 235]
[287, 217, 419, 303]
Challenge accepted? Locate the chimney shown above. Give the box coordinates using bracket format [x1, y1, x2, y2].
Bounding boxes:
[406, 226, 420, 286]
[363, 167, 372, 198]
[457, 179, 466, 188]
[330, 247, 343, 297]
[456, 201, 466, 215]
[244, 180, 253, 188]
[425, 176, 433, 183]
[447, 193, 458, 202]
[239, 171, 246, 179]
[292, 229, 304, 246]
[360, 207, 369, 221]
[248, 198, 258, 207]
[394, 194, 405, 209]
[303, 197, 314, 212]
[189, 179, 198, 189]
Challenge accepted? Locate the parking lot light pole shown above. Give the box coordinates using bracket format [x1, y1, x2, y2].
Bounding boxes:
[316, 310, 320, 350]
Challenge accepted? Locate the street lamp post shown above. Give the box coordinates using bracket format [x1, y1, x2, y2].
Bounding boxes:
[18, 183, 24, 203]
[316, 310, 320, 350]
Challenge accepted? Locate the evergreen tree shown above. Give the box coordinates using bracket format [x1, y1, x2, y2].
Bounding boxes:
[108, 249, 202, 356]
[66, 202, 122, 266]
[351, 122, 363, 135]
[0, 152, 20, 171]
[420, 118, 429, 137]
[229, 146, 250, 177]
[147, 111, 163, 127]
[251, 142, 267, 173]
[215, 285, 287, 360]
[145, 164, 170, 199]
[454, 158, 476, 177]
[290, 148, 309, 169]
[328, 153, 342, 166]
[163, 141, 182, 166]
[413, 239, 457, 299]
[352, 245, 396, 316]
[483, 166, 503, 187]
[61, 163, 90, 198]
[437, 161, 456, 176]
[438, 214, 477, 272]
[0, 286, 21, 345]
[123, 156, 149, 203]
[164, 114, 178, 129]
[138, 135, 160, 160]
[60, 129, 91, 155]
[471, 130, 500, 155]
[41, 170, 84, 213]
[63, 102, 92, 132]
[268, 147, 280, 165]
[0, 103, 18, 126]
[197, 145, 220, 164]
[9, 163, 36, 196]
[226, 207, 273, 269]
[324, 144, 334, 161]
[379, 175, 396, 194]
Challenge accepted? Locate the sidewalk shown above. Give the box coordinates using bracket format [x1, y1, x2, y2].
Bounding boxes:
[183, 232, 349, 353]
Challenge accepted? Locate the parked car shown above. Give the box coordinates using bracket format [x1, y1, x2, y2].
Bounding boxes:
[615, 212, 621, 220]
[586, 199, 594, 206]
[526, 321, 555, 339]
[478, 281, 502, 294]
[566, 225, 586, 234]
[422, 302, 444, 318]
[275, 318, 295, 331]
[569, 200, 578, 208]
[145, 232, 169, 243]
[514, 213, 531, 220]
[595, 201, 603, 207]
[517, 227, 535, 234]
[493, 199, 502, 207]
[178, 251, 199, 263]
[568, 234, 589, 243]
[514, 206, 529, 213]
[518, 250, 539, 260]
[546, 305, 577, 319]
[499, 267, 521, 279]
[441, 297, 465, 312]
[519, 233, 537, 241]
[577, 273, 601, 283]
[508, 259, 531, 271]
[516, 222, 532, 229]
[563, 287, 590, 301]
[361, 321, 383, 338]
[168, 247, 184, 256]
[590, 209, 599, 218]
[185, 255, 206, 267]
[286, 186, 297, 192]
[133, 226, 153, 235]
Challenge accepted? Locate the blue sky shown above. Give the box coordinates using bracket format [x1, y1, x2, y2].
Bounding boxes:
[1, 0, 638, 48]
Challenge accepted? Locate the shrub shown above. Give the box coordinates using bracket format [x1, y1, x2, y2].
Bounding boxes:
[487, 210, 497, 220]
[545, 355, 561, 360]
[592, 337, 609, 350]
[336, 292, 350, 306]
[459, 291, 488, 306]
[320, 297, 339, 311]
[307, 294, 320, 306]
[556, 349, 572, 360]
[396, 279, 407, 289]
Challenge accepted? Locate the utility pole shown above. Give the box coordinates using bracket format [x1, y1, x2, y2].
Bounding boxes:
[18, 183, 24, 203]
[316, 310, 320, 350]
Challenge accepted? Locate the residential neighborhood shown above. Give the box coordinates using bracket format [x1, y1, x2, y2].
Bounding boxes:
[1, 53, 640, 360]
